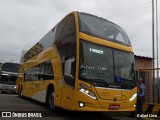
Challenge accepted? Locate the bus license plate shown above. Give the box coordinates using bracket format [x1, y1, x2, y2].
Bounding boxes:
[109, 105, 120, 110]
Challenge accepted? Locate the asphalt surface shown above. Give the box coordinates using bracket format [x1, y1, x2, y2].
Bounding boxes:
[0, 92, 136, 120]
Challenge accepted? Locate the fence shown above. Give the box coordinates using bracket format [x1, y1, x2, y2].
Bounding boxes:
[139, 68, 160, 103]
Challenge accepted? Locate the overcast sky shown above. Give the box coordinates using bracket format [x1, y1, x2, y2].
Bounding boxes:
[0, 0, 159, 63]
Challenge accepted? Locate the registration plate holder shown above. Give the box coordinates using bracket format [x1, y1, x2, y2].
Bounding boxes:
[109, 104, 120, 110]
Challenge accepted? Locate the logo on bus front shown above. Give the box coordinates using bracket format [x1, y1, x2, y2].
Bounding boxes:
[113, 97, 117, 101]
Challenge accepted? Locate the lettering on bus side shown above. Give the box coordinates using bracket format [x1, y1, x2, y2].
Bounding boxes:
[101, 92, 110, 97]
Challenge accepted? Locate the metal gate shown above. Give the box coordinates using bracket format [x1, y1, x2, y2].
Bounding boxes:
[139, 68, 160, 103]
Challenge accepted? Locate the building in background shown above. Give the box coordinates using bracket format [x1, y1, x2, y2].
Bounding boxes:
[20, 50, 27, 64]
[134, 55, 154, 103]
[135, 55, 153, 70]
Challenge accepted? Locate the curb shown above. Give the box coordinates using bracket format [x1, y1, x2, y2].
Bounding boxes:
[141, 103, 160, 119]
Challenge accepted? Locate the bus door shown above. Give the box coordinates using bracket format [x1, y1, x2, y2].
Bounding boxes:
[61, 57, 76, 109]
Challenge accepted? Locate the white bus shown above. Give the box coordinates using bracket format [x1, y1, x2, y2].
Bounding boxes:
[0, 62, 20, 93]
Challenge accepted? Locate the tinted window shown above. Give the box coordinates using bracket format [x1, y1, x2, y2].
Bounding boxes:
[24, 60, 54, 81]
[1, 63, 20, 73]
[78, 13, 131, 46]
[55, 14, 76, 62]
[79, 40, 136, 88]
[79, 40, 114, 86]
[0, 75, 18, 85]
[54, 14, 76, 87]
[114, 50, 135, 82]
[64, 57, 76, 87]
[38, 60, 54, 80]
[24, 28, 56, 62]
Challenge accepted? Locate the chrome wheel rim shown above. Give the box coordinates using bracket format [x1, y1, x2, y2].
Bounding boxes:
[49, 92, 55, 109]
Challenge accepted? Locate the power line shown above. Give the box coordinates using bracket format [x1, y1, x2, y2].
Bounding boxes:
[132, 24, 160, 44]
[107, 1, 151, 19]
[132, 30, 152, 44]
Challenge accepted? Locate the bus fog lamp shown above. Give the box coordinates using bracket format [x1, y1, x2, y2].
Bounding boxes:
[79, 102, 85, 107]
[133, 104, 136, 108]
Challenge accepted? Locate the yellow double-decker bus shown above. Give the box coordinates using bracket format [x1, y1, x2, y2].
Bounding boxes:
[16, 11, 137, 112]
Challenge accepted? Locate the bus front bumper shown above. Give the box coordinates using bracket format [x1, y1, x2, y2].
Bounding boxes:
[73, 91, 136, 112]
[76, 100, 136, 112]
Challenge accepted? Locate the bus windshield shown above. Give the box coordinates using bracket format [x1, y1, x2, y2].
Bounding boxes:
[1, 63, 20, 73]
[79, 40, 135, 88]
[78, 13, 131, 46]
[0, 63, 20, 85]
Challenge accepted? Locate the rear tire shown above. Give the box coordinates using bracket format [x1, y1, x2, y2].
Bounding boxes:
[48, 88, 57, 111]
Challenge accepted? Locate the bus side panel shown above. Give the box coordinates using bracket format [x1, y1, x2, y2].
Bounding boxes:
[32, 80, 46, 102]
[23, 81, 34, 98]
[51, 56, 63, 107]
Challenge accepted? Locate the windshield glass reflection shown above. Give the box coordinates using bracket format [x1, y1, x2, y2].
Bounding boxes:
[78, 13, 131, 46]
[79, 40, 136, 88]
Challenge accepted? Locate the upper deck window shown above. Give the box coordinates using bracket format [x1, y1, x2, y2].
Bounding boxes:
[78, 13, 131, 46]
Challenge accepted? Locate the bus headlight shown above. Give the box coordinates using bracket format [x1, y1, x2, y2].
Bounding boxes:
[2, 73, 9, 76]
[14, 86, 16, 89]
[129, 93, 137, 102]
[79, 88, 97, 100]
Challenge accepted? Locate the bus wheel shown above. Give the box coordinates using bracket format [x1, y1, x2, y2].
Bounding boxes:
[18, 86, 23, 98]
[48, 88, 56, 111]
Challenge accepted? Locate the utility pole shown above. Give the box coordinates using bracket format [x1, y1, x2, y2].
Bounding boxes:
[156, 0, 159, 78]
[152, 0, 155, 102]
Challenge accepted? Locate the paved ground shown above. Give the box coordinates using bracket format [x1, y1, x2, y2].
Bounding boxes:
[0, 92, 138, 120]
